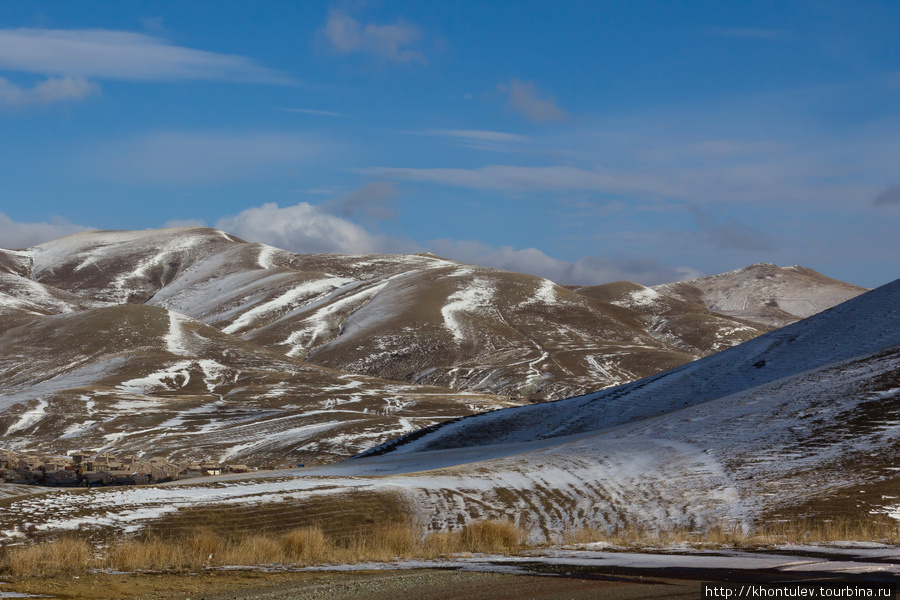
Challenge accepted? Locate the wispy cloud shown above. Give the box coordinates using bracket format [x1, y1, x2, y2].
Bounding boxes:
[498, 78, 568, 123]
[276, 107, 348, 118]
[430, 238, 698, 286]
[320, 10, 425, 64]
[0, 75, 99, 107]
[873, 185, 900, 207]
[363, 165, 673, 196]
[683, 139, 787, 159]
[0, 212, 92, 249]
[89, 131, 326, 185]
[708, 27, 790, 40]
[420, 129, 530, 143]
[365, 156, 876, 207]
[0, 28, 294, 83]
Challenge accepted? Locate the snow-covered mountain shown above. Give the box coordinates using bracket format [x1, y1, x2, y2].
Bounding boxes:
[7, 228, 861, 403]
[0, 227, 867, 465]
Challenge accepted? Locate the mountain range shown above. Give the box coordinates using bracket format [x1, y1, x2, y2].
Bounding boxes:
[0, 227, 867, 465]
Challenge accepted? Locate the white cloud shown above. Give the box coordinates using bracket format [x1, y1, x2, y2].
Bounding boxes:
[90, 131, 325, 185]
[321, 10, 425, 64]
[0, 75, 99, 107]
[429, 239, 699, 286]
[0, 213, 92, 249]
[498, 78, 568, 123]
[0, 28, 292, 83]
[211, 198, 696, 285]
[214, 202, 415, 255]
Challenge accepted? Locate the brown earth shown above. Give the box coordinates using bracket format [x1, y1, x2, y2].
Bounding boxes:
[1, 568, 701, 600]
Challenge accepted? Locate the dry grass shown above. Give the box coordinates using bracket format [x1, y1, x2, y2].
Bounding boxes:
[1, 538, 93, 577]
[422, 519, 526, 556]
[755, 516, 900, 545]
[562, 515, 900, 548]
[0, 517, 530, 577]
[11, 510, 897, 578]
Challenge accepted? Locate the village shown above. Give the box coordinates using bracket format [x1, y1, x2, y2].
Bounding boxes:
[0, 449, 283, 487]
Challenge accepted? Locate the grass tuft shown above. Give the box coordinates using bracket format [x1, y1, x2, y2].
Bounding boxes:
[2, 538, 93, 577]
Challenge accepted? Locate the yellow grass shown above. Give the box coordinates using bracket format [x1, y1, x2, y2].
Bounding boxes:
[562, 516, 900, 548]
[7, 513, 897, 578]
[421, 519, 527, 557]
[2, 538, 93, 577]
[0, 518, 530, 577]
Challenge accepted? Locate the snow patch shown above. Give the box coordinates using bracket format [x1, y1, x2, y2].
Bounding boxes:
[165, 311, 190, 355]
[223, 277, 350, 335]
[5, 397, 48, 435]
[257, 245, 277, 269]
[442, 279, 495, 342]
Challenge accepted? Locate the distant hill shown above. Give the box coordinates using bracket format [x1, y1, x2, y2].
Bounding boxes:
[12, 228, 863, 402]
[653, 262, 867, 328]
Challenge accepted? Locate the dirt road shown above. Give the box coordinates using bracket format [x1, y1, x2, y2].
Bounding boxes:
[3, 569, 700, 600]
[202, 569, 701, 600]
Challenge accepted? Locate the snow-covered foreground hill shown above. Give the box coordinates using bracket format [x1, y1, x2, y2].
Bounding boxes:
[7, 227, 862, 401]
[2, 277, 897, 542]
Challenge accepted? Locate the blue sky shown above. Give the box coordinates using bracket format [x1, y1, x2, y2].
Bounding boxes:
[1, 1, 898, 287]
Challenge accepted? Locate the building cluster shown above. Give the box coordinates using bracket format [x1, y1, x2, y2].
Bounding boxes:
[0, 449, 253, 487]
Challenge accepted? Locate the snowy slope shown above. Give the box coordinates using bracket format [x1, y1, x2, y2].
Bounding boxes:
[374, 278, 900, 454]
[1, 278, 896, 542]
[30, 227, 244, 304]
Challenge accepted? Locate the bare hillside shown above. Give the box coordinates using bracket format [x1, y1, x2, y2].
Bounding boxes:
[653, 262, 868, 328]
